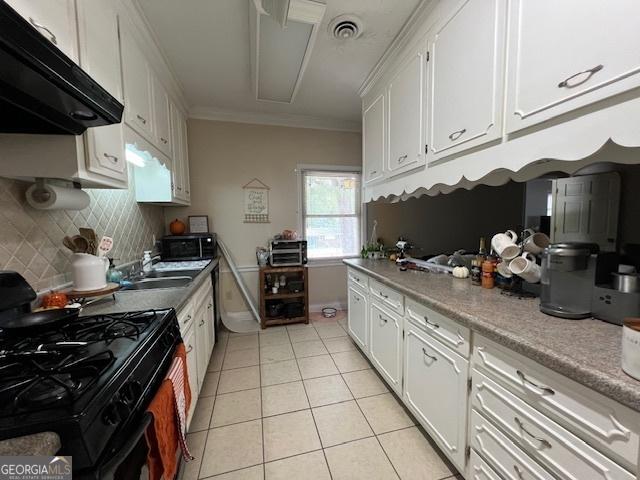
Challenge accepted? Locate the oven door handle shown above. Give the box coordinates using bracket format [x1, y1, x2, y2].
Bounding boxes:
[98, 412, 153, 480]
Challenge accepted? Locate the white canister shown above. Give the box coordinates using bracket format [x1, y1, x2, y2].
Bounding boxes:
[622, 318, 640, 381]
[71, 253, 109, 291]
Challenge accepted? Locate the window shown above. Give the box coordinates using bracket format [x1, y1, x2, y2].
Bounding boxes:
[300, 168, 361, 260]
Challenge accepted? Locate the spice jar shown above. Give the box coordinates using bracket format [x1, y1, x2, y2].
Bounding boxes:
[470, 259, 482, 286]
[481, 259, 495, 289]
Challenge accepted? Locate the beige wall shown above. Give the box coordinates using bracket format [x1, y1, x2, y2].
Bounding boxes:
[166, 119, 361, 312]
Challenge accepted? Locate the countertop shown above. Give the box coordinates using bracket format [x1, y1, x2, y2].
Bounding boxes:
[0, 432, 60, 456]
[344, 258, 640, 412]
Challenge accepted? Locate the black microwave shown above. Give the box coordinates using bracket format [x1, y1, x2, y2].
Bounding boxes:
[161, 233, 217, 261]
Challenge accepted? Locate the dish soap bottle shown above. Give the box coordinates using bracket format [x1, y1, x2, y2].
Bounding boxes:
[143, 251, 153, 274]
[107, 258, 123, 284]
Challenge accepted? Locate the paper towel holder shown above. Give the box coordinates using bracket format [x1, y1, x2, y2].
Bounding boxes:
[26, 178, 90, 211]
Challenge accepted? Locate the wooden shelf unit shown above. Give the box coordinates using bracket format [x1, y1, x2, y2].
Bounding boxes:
[259, 265, 309, 329]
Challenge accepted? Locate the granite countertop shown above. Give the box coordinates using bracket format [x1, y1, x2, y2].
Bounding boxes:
[80, 258, 219, 316]
[0, 432, 60, 456]
[344, 258, 640, 412]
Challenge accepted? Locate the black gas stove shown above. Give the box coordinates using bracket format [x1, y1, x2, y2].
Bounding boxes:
[0, 273, 181, 479]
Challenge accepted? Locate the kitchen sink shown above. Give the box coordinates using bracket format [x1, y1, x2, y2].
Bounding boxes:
[121, 276, 193, 290]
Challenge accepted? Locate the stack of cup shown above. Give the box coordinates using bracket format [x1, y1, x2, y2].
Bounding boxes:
[491, 228, 550, 284]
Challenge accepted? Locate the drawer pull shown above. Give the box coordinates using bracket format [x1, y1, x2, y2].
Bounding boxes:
[448, 129, 466, 141]
[182, 314, 192, 325]
[379, 314, 387, 323]
[513, 465, 525, 480]
[515, 417, 551, 449]
[516, 370, 555, 395]
[354, 296, 360, 302]
[161, 137, 168, 144]
[136, 114, 147, 124]
[379, 291, 389, 299]
[199, 319, 205, 326]
[398, 154, 408, 163]
[208, 303, 213, 309]
[422, 347, 437, 362]
[558, 64, 603, 88]
[370, 170, 377, 176]
[103, 153, 119, 163]
[423, 316, 439, 329]
[186, 344, 193, 353]
[29, 18, 57, 45]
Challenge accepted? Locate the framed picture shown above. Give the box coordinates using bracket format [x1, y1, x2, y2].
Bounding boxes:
[188, 215, 209, 233]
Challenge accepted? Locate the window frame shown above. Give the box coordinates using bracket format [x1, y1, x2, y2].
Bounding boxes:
[297, 164, 364, 265]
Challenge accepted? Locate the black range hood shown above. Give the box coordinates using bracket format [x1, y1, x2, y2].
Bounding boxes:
[0, 1, 124, 135]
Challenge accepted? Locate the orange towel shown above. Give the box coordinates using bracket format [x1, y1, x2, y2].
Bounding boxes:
[145, 343, 192, 480]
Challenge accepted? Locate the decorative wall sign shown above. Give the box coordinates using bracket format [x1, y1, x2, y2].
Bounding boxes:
[188, 215, 209, 233]
[243, 178, 270, 223]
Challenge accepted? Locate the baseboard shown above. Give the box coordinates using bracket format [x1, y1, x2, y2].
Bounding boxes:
[309, 302, 347, 313]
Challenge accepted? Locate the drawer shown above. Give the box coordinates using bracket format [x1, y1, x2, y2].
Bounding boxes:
[369, 278, 404, 315]
[177, 299, 194, 335]
[405, 297, 470, 358]
[473, 335, 640, 470]
[347, 268, 368, 290]
[471, 409, 554, 480]
[469, 449, 503, 480]
[471, 369, 635, 480]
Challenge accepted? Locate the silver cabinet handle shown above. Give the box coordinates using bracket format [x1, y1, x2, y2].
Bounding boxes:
[29, 18, 57, 45]
[182, 314, 192, 325]
[513, 465, 525, 480]
[186, 344, 193, 353]
[448, 129, 466, 141]
[354, 296, 360, 302]
[177, 186, 183, 191]
[514, 417, 551, 449]
[199, 319, 205, 326]
[398, 154, 408, 163]
[516, 370, 554, 395]
[423, 316, 439, 329]
[136, 114, 147, 124]
[379, 291, 388, 299]
[378, 314, 387, 323]
[207, 303, 213, 309]
[422, 347, 437, 362]
[160, 137, 168, 144]
[370, 170, 377, 176]
[558, 64, 603, 88]
[103, 152, 119, 163]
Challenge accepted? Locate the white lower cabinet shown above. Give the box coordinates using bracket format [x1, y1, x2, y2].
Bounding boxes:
[468, 450, 502, 480]
[403, 318, 469, 472]
[369, 301, 403, 395]
[347, 284, 368, 352]
[183, 324, 198, 428]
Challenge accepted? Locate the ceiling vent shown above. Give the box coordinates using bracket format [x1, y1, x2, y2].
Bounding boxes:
[329, 15, 363, 40]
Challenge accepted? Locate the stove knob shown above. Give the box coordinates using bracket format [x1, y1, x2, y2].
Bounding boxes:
[122, 380, 142, 405]
[102, 403, 121, 426]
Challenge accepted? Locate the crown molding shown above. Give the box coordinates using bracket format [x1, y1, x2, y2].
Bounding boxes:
[358, 0, 438, 98]
[189, 106, 362, 133]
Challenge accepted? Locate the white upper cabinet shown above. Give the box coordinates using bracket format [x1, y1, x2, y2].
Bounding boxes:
[362, 94, 385, 184]
[76, 0, 127, 186]
[506, 0, 640, 133]
[5, 0, 78, 62]
[387, 48, 425, 176]
[428, 0, 506, 159]
[181, 116, 191, 201]
[152, 74, 173, 158]
[170, 101, 186, 202]
[121, 30, 154, 141]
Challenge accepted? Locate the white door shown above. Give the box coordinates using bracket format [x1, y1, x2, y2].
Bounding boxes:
[506, 0, 640, 133]
[121, 30, 154, 140]
[552, 172, 621, 251]
[363, 94, 385, 184]
[5, 0, 78, 62]
[194, 304, 208, 391]
[152, 74, 172, 157]
[387, 48, 425, 176]
[76, 0, 127, 184]
[428, 0, 506, 159]
[403, 321, 469, 471]
[169, 102, 186, 201]
[347, 285, 368, 352]
[183, 325, 198, 427]
[369, 301, 402, 395]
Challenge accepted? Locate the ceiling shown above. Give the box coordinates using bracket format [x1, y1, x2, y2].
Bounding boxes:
[135, 0, 422, 131]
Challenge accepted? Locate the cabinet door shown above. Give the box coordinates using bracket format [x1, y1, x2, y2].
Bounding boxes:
[76, 0, 127, 184]
[347, 285, 368, 352]
[5, 0, 78, 62]
[152, 74, 172, 157]
[194, 305, 208, 391]
[369, 302, 402, 395]
[506, 0, 640, 133]
[121, 30, 154, 140]
[205, 288, 215, 356]
[428, 0, 506, 159]
[362, 94, 385, 184]
[181, 116, 191, 201]
[183, 325, 198, 427]
[403, 322, 469, 471]
[169, 102, 186, 201]
[387, 49, 425, 176]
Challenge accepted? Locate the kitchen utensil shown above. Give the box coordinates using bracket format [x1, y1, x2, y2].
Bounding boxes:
[70, 253, 110, 291]
[612, 273, 640, 293]
[63, 235, 78, 253]
[522, 229, 550, 255]
[491, 230, 520, 260]
[79, 228, 98, 255]
[97, 236, 114, 257]
[509, 252, 541, 284]
[71, 235, 90, 254]
[0, 308, 79, 333]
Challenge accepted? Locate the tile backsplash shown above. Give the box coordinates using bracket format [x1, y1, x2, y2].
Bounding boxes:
[0, 175, 164, 293]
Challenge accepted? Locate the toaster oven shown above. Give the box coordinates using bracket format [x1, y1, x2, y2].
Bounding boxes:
[270, 239, 307, 266]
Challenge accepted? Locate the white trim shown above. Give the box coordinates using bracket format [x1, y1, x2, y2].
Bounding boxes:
[219, 265, 260, 274]
[188, 106, 362, 133]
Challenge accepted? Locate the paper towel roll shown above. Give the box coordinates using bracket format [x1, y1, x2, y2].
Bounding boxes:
[26, 183, 91, 210]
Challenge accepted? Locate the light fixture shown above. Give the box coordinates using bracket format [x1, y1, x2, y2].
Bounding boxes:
[329, 15, 363, 40]
[250, 0, 326, 104]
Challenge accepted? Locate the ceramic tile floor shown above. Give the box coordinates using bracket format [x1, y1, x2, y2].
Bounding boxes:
[180, 312, 461, 480]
